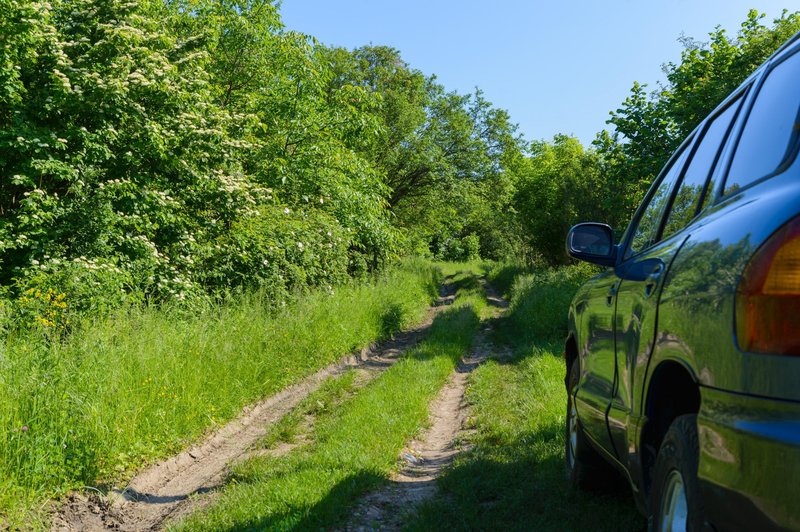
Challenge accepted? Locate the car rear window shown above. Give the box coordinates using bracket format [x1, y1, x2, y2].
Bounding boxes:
[662, 95, 743, 239]
[724, 49, 800, 195]
[630, 144, 690, 255]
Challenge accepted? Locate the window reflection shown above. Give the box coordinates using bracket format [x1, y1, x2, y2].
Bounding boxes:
[663, 97, 742, 239]
[630, 146, 690, 255]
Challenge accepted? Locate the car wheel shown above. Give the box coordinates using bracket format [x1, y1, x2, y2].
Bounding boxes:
[565, 360, 608, 489]
[649, 414, 703, 531]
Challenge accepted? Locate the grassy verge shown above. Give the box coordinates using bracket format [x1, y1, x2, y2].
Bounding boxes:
[487, 262, 596, 348]
[175, 270, 487, 530]
[257, 368, 360, 452]
[0, 259, 439, 527]
[406, 264, 645, 531]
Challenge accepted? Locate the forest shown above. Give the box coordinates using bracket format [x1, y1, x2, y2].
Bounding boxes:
[2, 0, 800, 527]
[1, 2, 799, 316]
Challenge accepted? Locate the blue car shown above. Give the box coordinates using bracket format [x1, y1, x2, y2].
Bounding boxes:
[564, 30, 800, 531]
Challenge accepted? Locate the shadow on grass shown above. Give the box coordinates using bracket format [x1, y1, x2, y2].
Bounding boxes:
[447, 273, 482, 295]
[435, 264, 644, 531]
[216, 470, 383, 531]
[405, 423, 644, 532]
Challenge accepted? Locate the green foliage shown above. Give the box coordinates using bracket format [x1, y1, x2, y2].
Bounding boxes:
[15, 258, 139, 327]
[0, 0, 530, 316]
[198, 205, 351, 297]
[504, 10, 800, 267]
[434, 232, 481, 262]
[514, 136, 607, 264]
[0, 260, 439, 525]
[597, 9, 800, 216]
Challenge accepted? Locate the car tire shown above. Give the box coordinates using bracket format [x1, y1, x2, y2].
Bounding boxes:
[565, 359, 611, 489]
[649, 414, 704, 532]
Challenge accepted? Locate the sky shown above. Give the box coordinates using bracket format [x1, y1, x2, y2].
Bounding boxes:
[278, 0, 799, 146]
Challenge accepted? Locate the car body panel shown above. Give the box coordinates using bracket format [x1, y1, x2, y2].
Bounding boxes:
[698, 386, 800, 531]
[565, 29, 800, 530]
[656, 165, 800, 401]
[572, 269, 620, 454]
[610, 233, 688, 460]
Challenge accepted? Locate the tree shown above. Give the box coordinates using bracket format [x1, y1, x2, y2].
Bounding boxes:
[596, 9, 800, 218]
[514, 135, 605, 265]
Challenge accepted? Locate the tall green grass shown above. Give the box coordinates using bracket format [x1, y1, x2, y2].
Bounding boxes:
[0, 260, 440, 527]
[407, 263, 644, 531]
[488, 262, 595, 351]
[175, 272, 486, 530]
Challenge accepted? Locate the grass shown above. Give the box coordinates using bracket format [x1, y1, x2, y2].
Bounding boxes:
[405, 263, 645, 531]
[174, 270, 487, 530]
[487, 261, 597, 347]
[0, 259, 440, 527]
[256, 369, 360, 452]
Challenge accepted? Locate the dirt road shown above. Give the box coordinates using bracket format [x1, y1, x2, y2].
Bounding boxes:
[53, 279, 505, 531]
[343, 281, 508, 531]
[52, 285, 458, 531]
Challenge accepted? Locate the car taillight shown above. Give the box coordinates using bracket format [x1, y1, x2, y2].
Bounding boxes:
[736, 216, 800, 355]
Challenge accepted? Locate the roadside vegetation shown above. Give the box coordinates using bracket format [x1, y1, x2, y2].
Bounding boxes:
[176, 270, 487, 530]
[2, 0, 800, 528]
[406, 264, 645, 531]
[0, 260, 438, 526]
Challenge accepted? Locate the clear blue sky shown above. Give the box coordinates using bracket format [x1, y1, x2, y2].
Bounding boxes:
[278, 1, 798, 146]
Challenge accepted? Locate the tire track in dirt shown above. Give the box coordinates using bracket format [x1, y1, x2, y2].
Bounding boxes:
[51, 283, 458, 531]
[344, 281, 508, 531]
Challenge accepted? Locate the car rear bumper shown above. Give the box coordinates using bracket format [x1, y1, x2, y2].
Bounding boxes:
[698, 386, 800, 531]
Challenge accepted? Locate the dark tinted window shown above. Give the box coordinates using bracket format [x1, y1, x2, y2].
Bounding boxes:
[724, 50, 800, 195]
[630, 144, 691, 255]
[662, 96, 743, 238]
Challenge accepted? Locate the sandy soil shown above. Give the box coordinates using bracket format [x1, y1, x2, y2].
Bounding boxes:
[51, 285, 457, 531]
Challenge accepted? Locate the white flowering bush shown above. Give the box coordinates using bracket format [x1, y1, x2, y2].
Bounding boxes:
[198, 205, 350, 297]
[14, 257, 138, 326]
[0, 0, 399, 320]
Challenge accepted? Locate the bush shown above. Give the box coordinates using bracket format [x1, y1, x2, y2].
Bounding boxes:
[12, 258, 142, 331]
[198, 206, 351, 300]
[437, 233, 482, 262]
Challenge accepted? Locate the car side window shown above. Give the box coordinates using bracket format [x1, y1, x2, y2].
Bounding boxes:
[724, 49, 800, 195]
[662, 95, 743, 239]
[629, 144, 691, 256]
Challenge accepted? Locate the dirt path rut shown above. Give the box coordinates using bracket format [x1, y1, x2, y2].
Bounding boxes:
[344, 282, 508, 531]
[52, 286, 457, 531]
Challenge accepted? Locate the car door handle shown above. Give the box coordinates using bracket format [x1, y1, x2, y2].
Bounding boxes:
[644, 264, 665, 298]
[606, 282, 619, 306]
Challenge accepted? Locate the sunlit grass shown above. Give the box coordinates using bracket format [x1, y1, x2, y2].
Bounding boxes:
[0, 259, 440, 527]
[174, 270, 487, 530]
[488, 262, 596, 350]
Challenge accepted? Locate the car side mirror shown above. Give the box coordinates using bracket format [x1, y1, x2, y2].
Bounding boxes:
[566, 223, 617, 267]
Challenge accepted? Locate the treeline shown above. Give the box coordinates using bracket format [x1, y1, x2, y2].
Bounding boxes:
[2, 2, 798, 321]
[0, 0, 524, 320]
[517, 9, 800, 264]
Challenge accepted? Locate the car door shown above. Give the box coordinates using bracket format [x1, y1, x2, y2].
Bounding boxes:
[574, 144, 692, 454]
[574, 268, 620, 449]
[608, 94, 746, 463]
